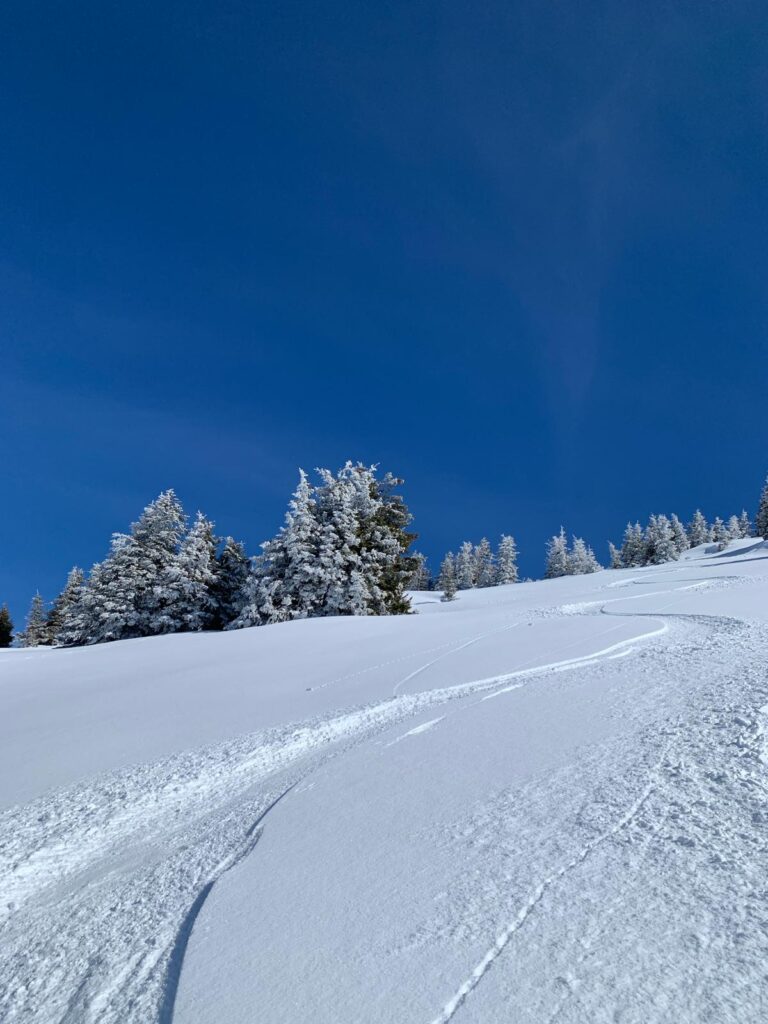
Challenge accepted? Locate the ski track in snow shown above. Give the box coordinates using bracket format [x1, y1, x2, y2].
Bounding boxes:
[1, 568, 762, 1023]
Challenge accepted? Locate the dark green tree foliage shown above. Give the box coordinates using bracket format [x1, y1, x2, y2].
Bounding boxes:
[362, 469, 418, 616]
[0, 604, 13, 648]
[212, 537, 250, 627]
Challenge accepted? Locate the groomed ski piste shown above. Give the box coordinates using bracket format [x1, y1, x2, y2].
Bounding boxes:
[1, 540, 767, 1023]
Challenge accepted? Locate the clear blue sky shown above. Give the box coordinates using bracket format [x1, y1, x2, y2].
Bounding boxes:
[2, 1, 766, 625]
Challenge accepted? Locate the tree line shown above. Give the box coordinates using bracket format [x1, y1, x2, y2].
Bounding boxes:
[5, 470, 768, 647]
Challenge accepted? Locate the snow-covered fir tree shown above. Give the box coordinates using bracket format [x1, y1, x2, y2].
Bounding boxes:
[619, 522, 646, 567]
[495, 535, 519, 584]
[711, 516, 729, 550]
[47, 567, 85, 644]
[644, 515, 679, 565]
[568, 537, 601, 574]
[474, 538, 496, 588]
[687, 509, 710, 547]
[211, 537, 250, 627]
[669, 514, 690, 555]
[545, 528, 569, 579]
[438, 552, 457, 601]
[232, 464, 416, 627]
[406, 552, 431, 591]
[757, 476, 768, 540]
[21, 593, 49, 647]
[455, 541, 476, 590]
[726, 514, 742, 541]
[0, 604, 14, 648]
[164, 512, 219, 632]
[737, 509, 753, 539]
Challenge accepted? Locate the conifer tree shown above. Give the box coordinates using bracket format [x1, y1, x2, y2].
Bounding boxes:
[644, 515, 678, 565]
[737, 509, 753, 539]
[687, 509, 710, 548]
[757, 476, 768, 540]
[619, 522, 645, 567]
[164, 512, 219, 632]
[474, 538, 496, 588]
[726, 515, 742, 541]
[455, 541, 476, 590]
[406, 553, 431, 590]
[568, 537, 601, 574]
[545, 528, 569, 578]
[711, 516, 729, 550]
[21, 593, 49, 647]
[0, 604, 13, 648]
[438, 553, 457, 601]
[495, 535, 519, 584]
[669, 514, 689, 555]
[212, 537, 250, 627]
[48, 567, 85, 645]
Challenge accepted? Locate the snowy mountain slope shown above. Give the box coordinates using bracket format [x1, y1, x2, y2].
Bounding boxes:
[1, 540, 767, 1023]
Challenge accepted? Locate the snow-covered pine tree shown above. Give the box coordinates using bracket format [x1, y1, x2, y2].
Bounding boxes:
[687, 509, 710, 548]
[608, 542, 623, 569]
[669, 514, 689, 556]
[406, 552, 431, 591]
[474, 538, 496, 588]
[0, 604, 13, 648]
[644, 515, 678, 565]
[358, 466, 417, 615]
[455, 541, 476, 590]
[21, 593, 49, 647]
[163, 512, 219, 632]
[212, 537, 250, 627]
[726, 514, 742, 541]
[314, 464, 376, 618]
[438, 553, 457, 601]
[619, 522, 645, 567]
[545, 528, 569, 578]
[568, 537, 601, 574]
[757, 476, 768, 540]
[737, 509, 753, 539]
[711, 516, 729, 550]
[495, 535, 519, 584]
[47, 567, 85, 644]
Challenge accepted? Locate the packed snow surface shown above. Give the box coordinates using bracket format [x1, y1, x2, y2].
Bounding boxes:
[2, 540, 768, 1023]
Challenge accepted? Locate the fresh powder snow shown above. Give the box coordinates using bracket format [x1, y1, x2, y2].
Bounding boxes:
[2, 540, 768, 1022]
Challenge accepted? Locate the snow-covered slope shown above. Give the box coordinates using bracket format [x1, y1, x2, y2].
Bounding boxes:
[2, 540, 767, 1023]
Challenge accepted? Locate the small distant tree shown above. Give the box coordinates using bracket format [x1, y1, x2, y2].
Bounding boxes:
[455, 541, 476, 590]
[21, 593, 49, 647]
[474, 538, 496, 588]
[669, 514, 689, 555]
[737, 509, 753, 539]
[0, 605, 13, 648]
[757, 476, 768, 540]
[495, 535, 519, 584]
[47, 567, 85, 645]
[568, 537, 601, 574]
[711, 516, 729, 550]
[438, 552, 457, 601]
[687, 509, 710, 548]
[545, 528, 569, 578]
[406, 552, 431, 591]
[608, 542, 623, 569]
[645, 515, 678, 565]
[620, 522, 645, 567]
[726, 515, 742, 541]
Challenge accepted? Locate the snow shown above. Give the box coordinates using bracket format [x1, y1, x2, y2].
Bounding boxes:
[1, 540, 768, 1023]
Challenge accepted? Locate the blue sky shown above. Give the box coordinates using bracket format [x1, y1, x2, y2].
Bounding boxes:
[2, 1, 766, 625]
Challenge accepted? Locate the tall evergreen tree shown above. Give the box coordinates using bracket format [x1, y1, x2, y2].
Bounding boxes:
[495, 535, 519, 584]
[474, 538, 496, 588]
[47, 567, 85, 645]
[545, 528, 569, 579]
[165, 512, 219, 632]
[757, 475, 768, 540]
[644, 515, 678, 565]
[21, 593, 49, 647]
[687, 509, 710, 547]
[726, 514, 742, 541]
[608, 542, 623, 569]
[212, 537, 250, 627]
[438, 553, 457, 601]
[0, 604, 13, 648]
